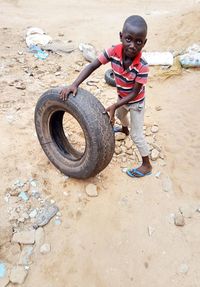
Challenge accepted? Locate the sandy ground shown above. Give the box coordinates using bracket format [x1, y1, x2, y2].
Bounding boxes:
[0, 0, 200, 286]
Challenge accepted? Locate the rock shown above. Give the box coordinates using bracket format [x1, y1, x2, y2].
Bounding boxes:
[85, 184, 98, 197]
[125, 139, 133, 149]
[115, 132, 126, 141]
[174, 214, 185, 226]
[29, 209, 37, 218]
[40, 243, 51, 254]
[179, 205, 197, 218]
[12, 230, 35, 244]
[145, 127, 152, 136]
[115, 147, 122, 155]
[10, 266, 28, 284]
[178, 263, 189, 274]
[150, 149, 160, 160]
[126, 149, 133, 155]
[146, 136, 154, 144]
[155, 105, 162, 111]
[162, 175, 172, 192]
[35, 227, 45, 247]
[151, 125, 159, 133]
[18, 246, 34, 265]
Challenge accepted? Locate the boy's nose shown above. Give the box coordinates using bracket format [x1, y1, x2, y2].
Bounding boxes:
[129, 41, 135, 49]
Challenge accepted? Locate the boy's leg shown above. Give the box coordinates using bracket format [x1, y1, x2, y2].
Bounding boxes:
[128, 101, 152, 176]
[115, 106, 129, 135]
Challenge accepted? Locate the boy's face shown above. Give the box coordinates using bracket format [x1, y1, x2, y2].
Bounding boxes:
[120, 23, 147, 60]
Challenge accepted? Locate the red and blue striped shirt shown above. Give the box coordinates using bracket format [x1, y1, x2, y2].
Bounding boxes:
[98, 44, 149, 103]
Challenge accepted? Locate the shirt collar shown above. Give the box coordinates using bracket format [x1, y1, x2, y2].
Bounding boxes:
[114, 43, 142, 66]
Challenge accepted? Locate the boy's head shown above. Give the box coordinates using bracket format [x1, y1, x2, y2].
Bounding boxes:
[120, 15, 147, 59]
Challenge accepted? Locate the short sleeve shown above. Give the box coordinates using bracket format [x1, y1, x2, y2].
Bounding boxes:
[98, 46, 115, 65]
[135, 64, 149, 84]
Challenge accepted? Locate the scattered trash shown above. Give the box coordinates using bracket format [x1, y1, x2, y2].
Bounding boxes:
[79, 43, 97, 62]
[29, 44, 48, 60]
[179, 52, 200, 68]
[147, 225, 155, 237]
[155, 171, 161, 178]
[26, 29, 52, 48]
[121, 167, 128, 173]
[34, 204, 59, 228]
[143, 52, 173, 66]
[18, 191, 29, 202]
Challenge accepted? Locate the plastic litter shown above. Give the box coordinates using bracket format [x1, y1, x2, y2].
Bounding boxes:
[29, 45, 48, 60]
[179, 52, 200, 68]
[0, 263, 6, 278]
[142, 52, 173, 66]
[33, 204, 59, 228]
[18, 191, 29, 201]
[26, 27, 45, 36]
[79, 43, 97, 62]
[26, 33, 52, 48]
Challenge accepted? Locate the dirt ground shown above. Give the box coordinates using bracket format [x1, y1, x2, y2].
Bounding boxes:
[0, 0, 200, 286]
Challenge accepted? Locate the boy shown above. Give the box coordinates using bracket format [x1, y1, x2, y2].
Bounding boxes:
[60, 15, 152, 177]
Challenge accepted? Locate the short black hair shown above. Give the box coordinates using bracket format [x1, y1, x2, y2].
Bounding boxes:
[123, 15, 147, 34]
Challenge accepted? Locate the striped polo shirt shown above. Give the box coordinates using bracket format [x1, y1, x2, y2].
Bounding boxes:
[98, 44, 149, 103]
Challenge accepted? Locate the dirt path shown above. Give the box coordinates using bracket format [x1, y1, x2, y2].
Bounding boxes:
[0, 1, 200, 286]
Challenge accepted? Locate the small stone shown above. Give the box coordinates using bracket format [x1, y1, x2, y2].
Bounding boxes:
[150, 149, 160, 161]
[29, 209, 37, 218]
[125, 139, 133, 149]
[162, 175, 172, 192]
[18, 246, 34, 265]
[155, 171, 161, 178]
[174, 214, 185, 226]
[40, 243, 51, 254]
[10, 266, 27, 284]
[115, 147, 122, 155]
[178, 263, 189, 274]
[115, 132, 126, 141]
[15, 81, 26, 90]
[126, 149, 133, 155]
[179, 205, 197, 218]
[85, 184, 98, 197]
[151, 125, 159, 133]
[12, 230, 35, 244]
[155, 105, 162, 111]
[10, 266, 28, 284]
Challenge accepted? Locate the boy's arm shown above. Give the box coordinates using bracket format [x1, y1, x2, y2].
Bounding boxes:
[105, 82, 142, 124]
[60, 59, 102, 100]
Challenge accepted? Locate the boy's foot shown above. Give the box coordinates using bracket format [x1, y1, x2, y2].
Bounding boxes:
[113, 125, 129, 136]
[126, 165, 152, 178]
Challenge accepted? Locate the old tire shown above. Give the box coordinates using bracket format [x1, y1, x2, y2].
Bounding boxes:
[34, 87, 115, 179]
[104, 69, 116, 87]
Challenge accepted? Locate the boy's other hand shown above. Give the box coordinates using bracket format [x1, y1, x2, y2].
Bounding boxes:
[59, 85, 78, 101]
[105, 104, 116, 126]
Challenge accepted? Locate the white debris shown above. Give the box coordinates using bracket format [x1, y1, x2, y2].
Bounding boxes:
[85, 184, 98, 197]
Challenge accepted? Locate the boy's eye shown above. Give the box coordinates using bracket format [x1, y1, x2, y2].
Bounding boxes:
[136, 40, 142, 45]
[125, 37, 131, 42]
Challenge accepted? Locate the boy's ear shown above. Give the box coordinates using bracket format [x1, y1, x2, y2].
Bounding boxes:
[119, 32, 122, 41]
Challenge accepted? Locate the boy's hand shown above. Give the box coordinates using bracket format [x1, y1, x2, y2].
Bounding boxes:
[59, 84, 78, 101]
[105, 104, 117, 125]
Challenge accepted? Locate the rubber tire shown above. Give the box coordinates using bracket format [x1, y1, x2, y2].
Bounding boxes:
[34, 87, 115, 179]
[104, 69, 116, 87]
